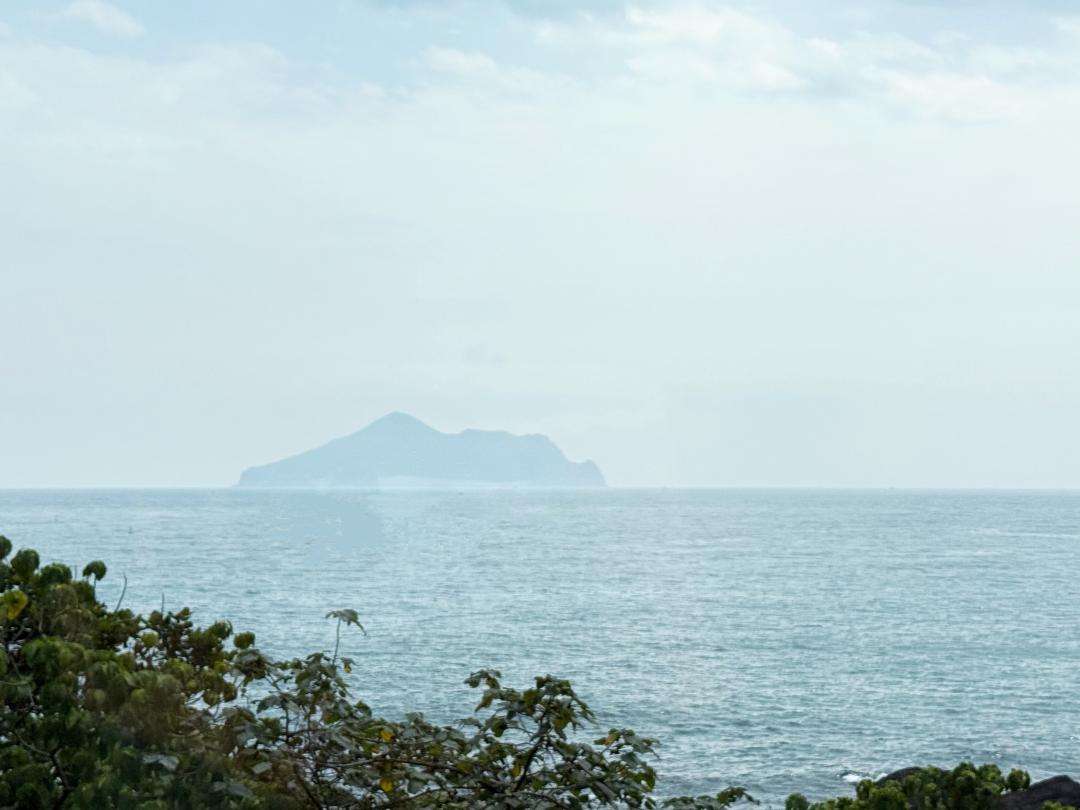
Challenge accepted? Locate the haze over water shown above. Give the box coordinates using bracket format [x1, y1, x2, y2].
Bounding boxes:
[3, 487, 1078, 804]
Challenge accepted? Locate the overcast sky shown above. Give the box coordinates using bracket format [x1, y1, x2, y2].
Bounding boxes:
[2, 0, 1079, 488]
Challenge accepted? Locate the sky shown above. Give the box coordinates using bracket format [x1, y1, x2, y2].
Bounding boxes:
[2, 0, 1079, 488]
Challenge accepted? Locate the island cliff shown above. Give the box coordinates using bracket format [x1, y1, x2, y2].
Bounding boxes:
[235, 412, 606, 489]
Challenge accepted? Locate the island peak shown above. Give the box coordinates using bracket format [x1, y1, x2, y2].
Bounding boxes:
[236, 413, 606, 489]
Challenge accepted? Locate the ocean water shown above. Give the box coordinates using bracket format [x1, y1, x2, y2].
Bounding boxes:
[2, 489, 1079, 803]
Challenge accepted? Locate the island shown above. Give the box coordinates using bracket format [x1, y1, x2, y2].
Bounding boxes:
[235, 412, 606, 489]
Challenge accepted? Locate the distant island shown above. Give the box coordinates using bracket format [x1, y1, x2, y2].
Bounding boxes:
[235, 412, 606, 489]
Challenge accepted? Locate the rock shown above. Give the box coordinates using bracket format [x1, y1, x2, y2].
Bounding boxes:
[1001, 776, 1080, 810]
[877, 767, 926, 786]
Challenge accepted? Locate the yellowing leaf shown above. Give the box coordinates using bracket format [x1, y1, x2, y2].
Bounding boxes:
[380, 777, 393, 793]
[4, 590, 28, 620]
[343, 661, 352, 673]
[380, 728, 393, 742]
[512, 762, 522, 778]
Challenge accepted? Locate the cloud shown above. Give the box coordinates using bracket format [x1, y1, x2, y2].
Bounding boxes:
[0, 69, 35, 110]
[616, 5, 816, 93]
[54, 0, 143, 38]
[625, 4, 777, 45]
[426, 47, 499, 76]
[523, 1, 1080, 120]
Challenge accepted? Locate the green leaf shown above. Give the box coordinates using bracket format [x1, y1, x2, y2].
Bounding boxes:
[82, 560, 107, 581]
[10, 548, 39, 579]
[227, 781, 254, 797]
[143, 753, 179, 772]
[325, 608, 366, 633]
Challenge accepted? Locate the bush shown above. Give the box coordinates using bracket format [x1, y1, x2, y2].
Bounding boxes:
[790, 765, 1032, 810]
[0, 536, 1044, 809]
[0, 537, 749, 809]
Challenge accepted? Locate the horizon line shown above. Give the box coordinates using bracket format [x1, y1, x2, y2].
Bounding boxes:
[2, 485, 1080, 493]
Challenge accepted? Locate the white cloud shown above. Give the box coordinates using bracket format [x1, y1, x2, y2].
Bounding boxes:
[426, 47, 499, 76]
[0, 69, 36, 110]
[872, 70, 1020, 122]
[526, 2, 1080, 120]
[625, 4, 779, 46]
[1054, 16, 1080, 40]
[54, 0, 143, 38]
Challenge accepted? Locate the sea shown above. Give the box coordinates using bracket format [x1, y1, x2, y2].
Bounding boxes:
[2, 488, 1079, 804]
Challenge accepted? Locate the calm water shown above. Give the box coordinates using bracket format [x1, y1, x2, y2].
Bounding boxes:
[2, 489, 1079, 803]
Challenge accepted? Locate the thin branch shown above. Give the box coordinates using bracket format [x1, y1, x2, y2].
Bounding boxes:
[113, 573, 128, 612]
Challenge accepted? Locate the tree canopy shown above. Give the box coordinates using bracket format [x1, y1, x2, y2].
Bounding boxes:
[0, 535, 1039, 810]
[0, 535, 748, 809]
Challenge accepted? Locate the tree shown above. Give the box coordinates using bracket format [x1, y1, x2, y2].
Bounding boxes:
[0, 536, 749, 809]
[0, 536, 1040, 809]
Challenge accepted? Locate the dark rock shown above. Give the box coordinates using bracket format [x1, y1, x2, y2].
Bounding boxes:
[877, 767, 927, 786]
[1001, 776, 1080, 810]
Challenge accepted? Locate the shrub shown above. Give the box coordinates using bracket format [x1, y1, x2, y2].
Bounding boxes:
[796, 765, 1032, 810]
[0, 537, 748, 809]
[0, 537, 1045, 810]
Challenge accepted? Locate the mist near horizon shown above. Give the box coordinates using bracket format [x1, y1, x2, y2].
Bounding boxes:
[3, 0, 1080, 489]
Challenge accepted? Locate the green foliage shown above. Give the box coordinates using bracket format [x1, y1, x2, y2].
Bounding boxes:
[82, 560, 107, 582]
[800, 765, 1032, 810]
[0, 539, 1051, 810]
[1, 541, 246, 808]
[1, 540, 755, 809]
